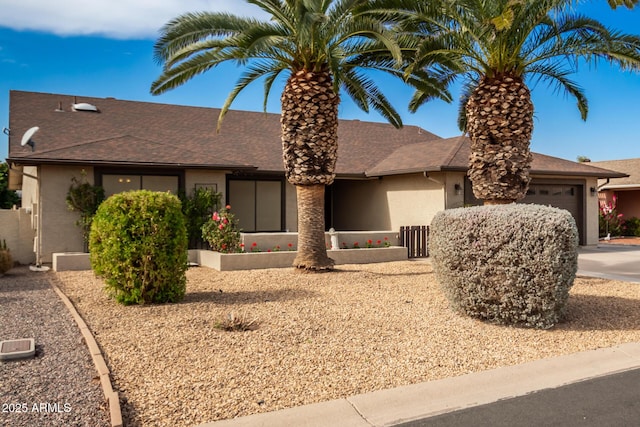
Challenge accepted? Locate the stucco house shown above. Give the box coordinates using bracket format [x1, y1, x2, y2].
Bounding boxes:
[590, 158, 640, 220]
[6, 90, 625, 263]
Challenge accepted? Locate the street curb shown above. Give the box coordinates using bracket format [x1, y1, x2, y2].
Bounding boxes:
[50, 280, 123, 427]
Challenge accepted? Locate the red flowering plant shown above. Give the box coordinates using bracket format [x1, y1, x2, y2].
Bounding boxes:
[201, 205, 242, 253]
[599, 195, 625, 238]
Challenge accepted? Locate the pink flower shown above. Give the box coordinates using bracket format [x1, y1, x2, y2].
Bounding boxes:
[212, 212, 220, 221]
[225, 205, 231, 210]
[218, 224, 224, 230]
[223, 218, 229, 224]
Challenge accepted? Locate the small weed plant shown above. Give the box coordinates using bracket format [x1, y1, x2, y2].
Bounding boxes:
[214, 312, 259, 332]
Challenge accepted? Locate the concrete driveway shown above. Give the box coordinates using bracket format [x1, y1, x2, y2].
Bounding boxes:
[578, 245, 640, 283]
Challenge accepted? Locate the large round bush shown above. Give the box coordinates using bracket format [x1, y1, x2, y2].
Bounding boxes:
[89, 190, 188, 305]
[429, 204, 578, 329]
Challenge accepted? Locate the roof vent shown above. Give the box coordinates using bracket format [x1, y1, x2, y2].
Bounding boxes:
[72, 102, 99, 113]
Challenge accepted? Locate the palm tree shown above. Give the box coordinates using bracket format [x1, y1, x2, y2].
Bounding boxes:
[400, 0, 640, 204]
[607, 0, 638, 9]
[151, 0, 449, 270]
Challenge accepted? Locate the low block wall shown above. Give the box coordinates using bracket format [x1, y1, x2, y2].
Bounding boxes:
[0, 208, 36, 265]
[54, 246, 409, 272]
[193, 246, 407, 271]
[52, 252, 91, 271]
[240, 231, 399, 252]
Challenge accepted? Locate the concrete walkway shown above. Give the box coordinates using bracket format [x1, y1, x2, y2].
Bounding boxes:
[200, 245, 640, 427]
[578, 245, 640, 283]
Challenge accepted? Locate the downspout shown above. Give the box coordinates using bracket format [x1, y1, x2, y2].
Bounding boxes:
[597, 178, 610, 190]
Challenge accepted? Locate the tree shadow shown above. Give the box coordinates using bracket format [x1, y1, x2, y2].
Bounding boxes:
[329, 267, 432, 278]
[556, 294, 640, 331]
[181, 287, 317, 305]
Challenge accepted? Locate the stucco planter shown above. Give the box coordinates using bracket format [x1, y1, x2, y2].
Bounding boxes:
[191, 247, 408, 271]
[53, 247, 408, 272]
[53, 252, 91, 271]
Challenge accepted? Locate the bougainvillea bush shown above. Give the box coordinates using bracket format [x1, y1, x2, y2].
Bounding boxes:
[89, 190, 188, 305]
[201, 205, 242, 253]
[599, 195, 624, 237]
[429, 204, 578, 329]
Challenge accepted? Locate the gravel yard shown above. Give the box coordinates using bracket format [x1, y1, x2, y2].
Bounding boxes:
[53, 260, 640, 427]
[0, 267, 110, 427]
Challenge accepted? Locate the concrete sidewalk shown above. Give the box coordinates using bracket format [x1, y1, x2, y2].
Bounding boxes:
[200, 246, 640, 427]
[578, 245, 640, 283]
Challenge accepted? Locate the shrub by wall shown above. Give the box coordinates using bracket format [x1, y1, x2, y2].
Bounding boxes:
[430, 204, 578, 329]
[89, 190, 188, 305]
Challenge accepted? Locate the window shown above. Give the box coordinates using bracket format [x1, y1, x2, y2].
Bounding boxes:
[102, 174, 179, 197]
[228, 178, 283, 232]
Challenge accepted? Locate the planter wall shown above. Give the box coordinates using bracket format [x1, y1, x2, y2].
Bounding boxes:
[240, 230, 398, 252]
[192, 247, 407, 271]
[54, 244, 408, 272]
[53, 252, 91, 271]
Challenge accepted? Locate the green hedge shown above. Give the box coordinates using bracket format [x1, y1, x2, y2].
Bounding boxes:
[429, 204, 578, 329]
[89, 190, 188, 305]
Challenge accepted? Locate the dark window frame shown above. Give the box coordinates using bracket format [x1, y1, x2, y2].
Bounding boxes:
[94, 167, 185, 195]
[226, 175, 286, 232]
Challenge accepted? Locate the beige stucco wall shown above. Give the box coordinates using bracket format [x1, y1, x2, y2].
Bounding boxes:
[38, 165, 94, 262]
[583, 176, 600, 245]
[184, 170, 228, 201]
[332, 172, 450, 231]
[0, 208, 36, 264]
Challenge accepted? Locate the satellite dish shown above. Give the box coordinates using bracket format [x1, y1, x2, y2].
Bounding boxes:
[21, 126, 39, 151]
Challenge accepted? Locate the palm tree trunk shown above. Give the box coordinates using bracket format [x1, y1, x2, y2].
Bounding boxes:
[466, 74, 534, 204]
[293, 184, 334, 270]
[281, 67, 339, 271]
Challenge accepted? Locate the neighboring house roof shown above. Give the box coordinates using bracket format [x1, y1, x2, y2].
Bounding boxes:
[7, 90, 626, 180]
[589, 159, 640, 190]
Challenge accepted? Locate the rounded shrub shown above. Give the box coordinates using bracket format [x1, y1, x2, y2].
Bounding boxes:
[89, 190, 188, 305]
[429, 204, 578, 329]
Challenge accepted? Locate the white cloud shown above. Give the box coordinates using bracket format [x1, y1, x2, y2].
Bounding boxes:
[0, 0, 269, 39]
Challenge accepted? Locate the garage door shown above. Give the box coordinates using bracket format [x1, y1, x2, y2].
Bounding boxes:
[520, 184, 584, 244]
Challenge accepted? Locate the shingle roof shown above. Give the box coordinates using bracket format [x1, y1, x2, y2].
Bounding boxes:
[7, 90, 625, 179]
[7, 90, 439, 175]
[366, 135, 626, 178]
[590, 158, 640, 189]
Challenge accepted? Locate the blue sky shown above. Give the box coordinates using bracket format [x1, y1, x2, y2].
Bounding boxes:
[1, 0, 639, 162]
